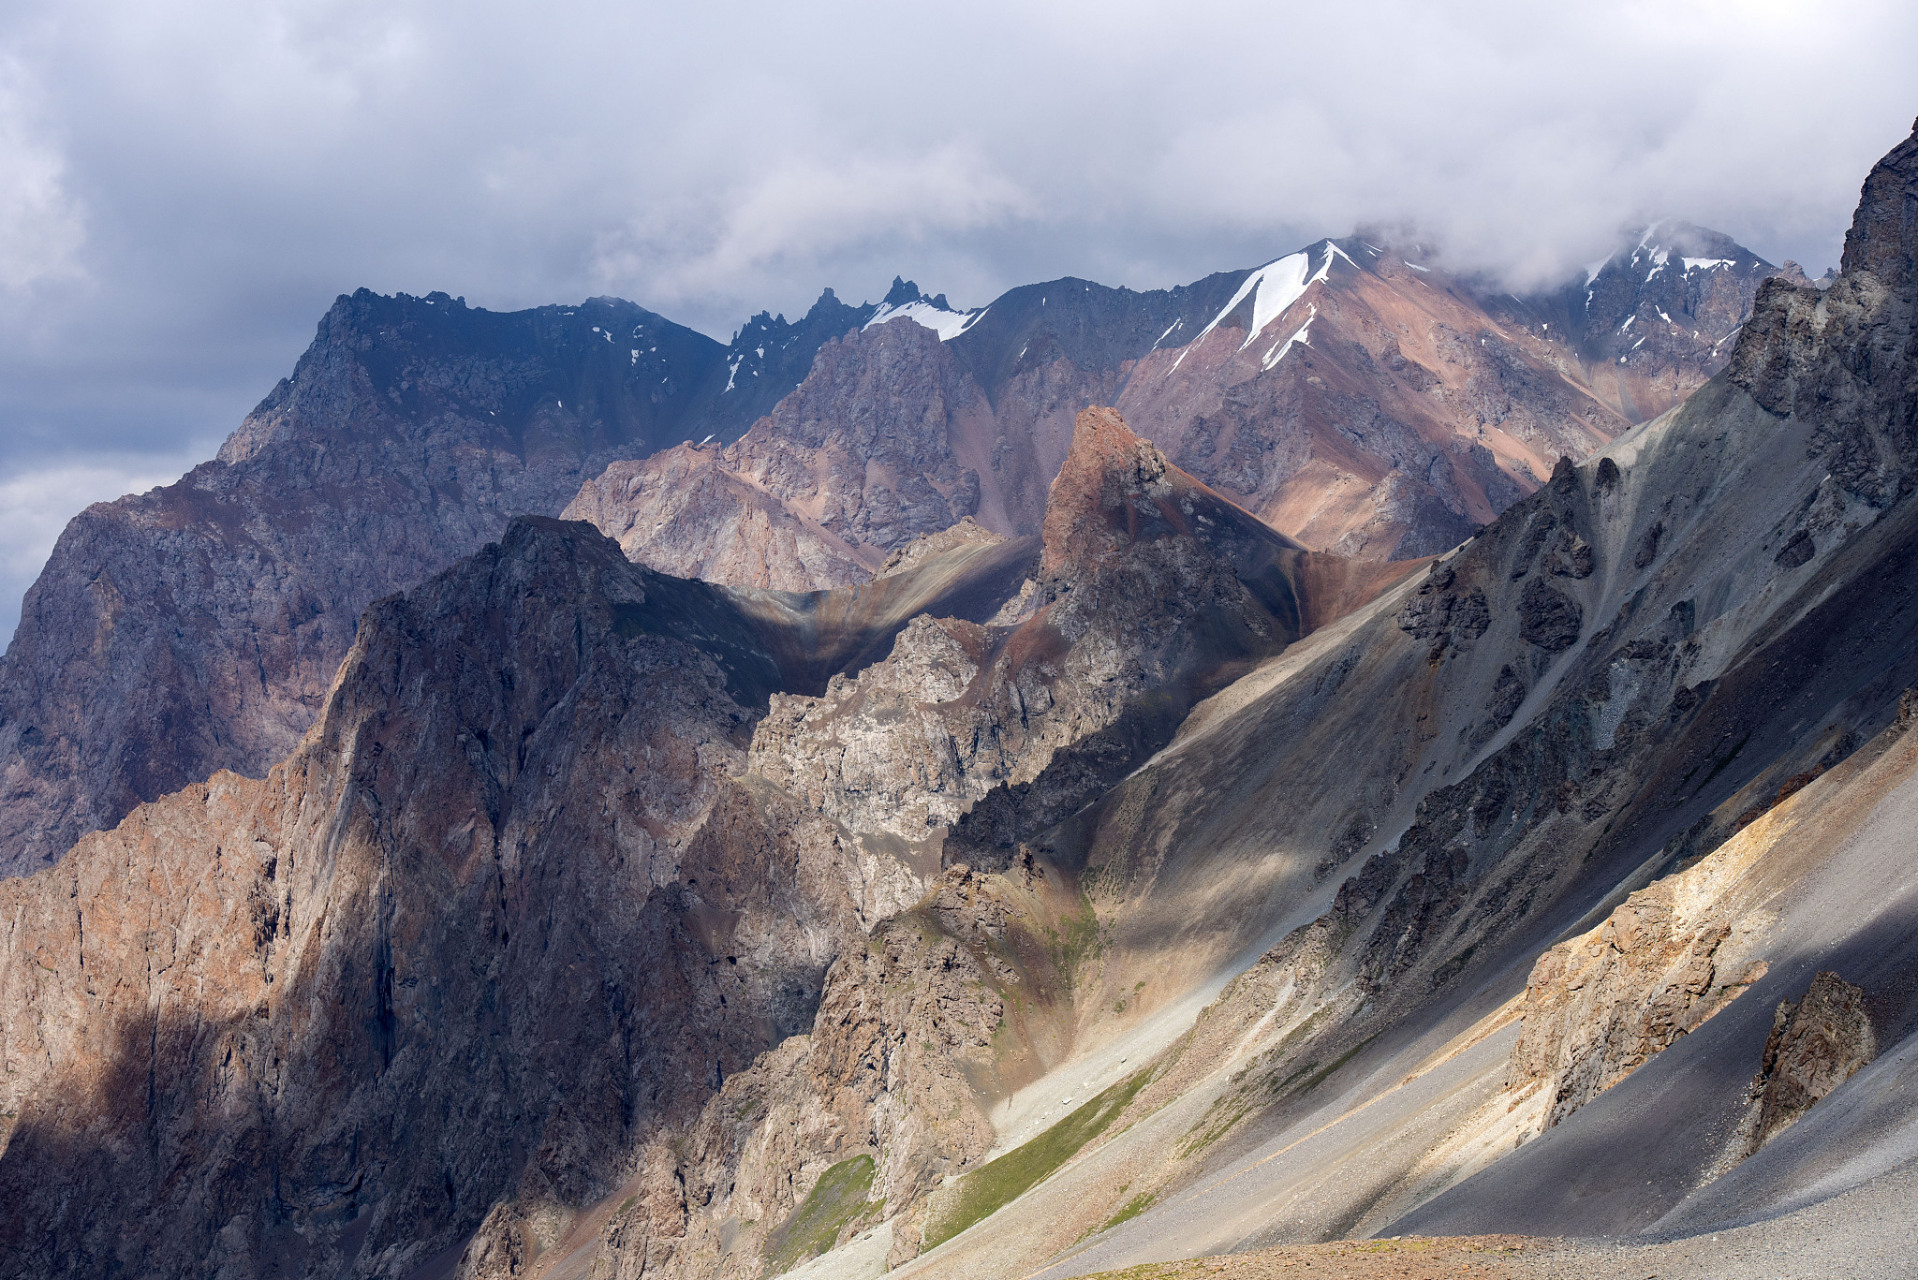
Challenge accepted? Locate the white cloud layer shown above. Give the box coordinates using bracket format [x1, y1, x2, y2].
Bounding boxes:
[0, 0, 1914, 637]
[0, 60, 85, 294]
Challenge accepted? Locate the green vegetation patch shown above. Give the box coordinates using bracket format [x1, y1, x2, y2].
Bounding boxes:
[760, 1154, 882, 1276]
[1044, 890, 1106, 989]
[1100, 1189, 1157, 1232]
[923, 1068, 1152, 1250]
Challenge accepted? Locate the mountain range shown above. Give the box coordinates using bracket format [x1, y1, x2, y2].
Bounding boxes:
[0, 225, 1779, 880]
[7, 110, 1913, 1280]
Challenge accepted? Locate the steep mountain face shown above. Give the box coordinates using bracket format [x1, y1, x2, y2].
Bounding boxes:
[1490, 221, 1782, 423]
[0, 408, 1405, 1279]
[0, 290, 859, 878]
[1108, 240, 1616, 557]
[579, 239, 1645, 592]
[586, 227, 1791, 598]
[0, 105, 1902, 1280]
[868, 120, 1918, 1279]
[0, 224, 1775, 880]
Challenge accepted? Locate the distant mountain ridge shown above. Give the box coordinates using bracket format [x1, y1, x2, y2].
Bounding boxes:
[0, 224, 1780, 876]
[578, 230, 1777, 594]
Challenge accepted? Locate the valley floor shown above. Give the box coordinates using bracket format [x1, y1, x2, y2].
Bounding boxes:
[1085, 1154, 1918, 1280]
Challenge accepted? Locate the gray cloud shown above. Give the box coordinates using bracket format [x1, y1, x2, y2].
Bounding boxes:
[1, 0, 1913, 639]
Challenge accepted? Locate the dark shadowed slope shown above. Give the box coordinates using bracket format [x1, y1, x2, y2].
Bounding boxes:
[0, 402, 1407, 1280]
[880, 119, 1918, 1280]
[0, 289, 864, 877]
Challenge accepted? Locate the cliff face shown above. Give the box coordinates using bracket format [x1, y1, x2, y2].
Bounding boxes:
[0, 287, 883, 879]
[0, 517, 849, 1277]
[0, 405, 1404, 1278]
[576, 242, 1647, 590]
[870, 121, 1918, 1278]
[0, 225, 1777, 879]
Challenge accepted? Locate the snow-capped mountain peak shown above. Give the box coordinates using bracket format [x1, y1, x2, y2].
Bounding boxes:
[863, 276, 987, 341]
[1193, 239, 1356, 354]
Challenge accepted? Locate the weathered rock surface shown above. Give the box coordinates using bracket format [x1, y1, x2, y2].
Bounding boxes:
[882, 122, 1918, 1278]
[752, 408, 1413, 876]
[1746, 971, 1877, 1154]
[0, 290, 862, 878]
[1507, 882, 1759, 1130]
[0, 398, 1408, 1279]
[0, 517, 859, 1277]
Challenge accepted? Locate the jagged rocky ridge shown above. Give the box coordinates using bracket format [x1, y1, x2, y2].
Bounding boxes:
[0, 225, 1778, 879]
[880, 119, 1918, 1278]
[575, 227, 1784, 600]
[0, 289, 869, 878]
[0, 407, 1405, 1278]
[1490, 221, 1780, 423]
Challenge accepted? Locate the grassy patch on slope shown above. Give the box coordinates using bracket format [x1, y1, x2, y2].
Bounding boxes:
[760, 1154, 883, 1276]
[922, 1068, 1152, 1251]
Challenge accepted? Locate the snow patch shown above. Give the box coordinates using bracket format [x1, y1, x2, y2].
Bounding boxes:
[1200, 243, 1346, 354]
[862, 299, 986, 341]
[723, 358, 741, 393]
[1683, 257, 1732, 273]
[1260, 304, 1316, 371]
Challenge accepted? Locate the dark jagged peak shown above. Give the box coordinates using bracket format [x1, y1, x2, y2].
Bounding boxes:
[883, 274, 923, 307]
[218, 287, 729, 465]
[802, 284, 863, 325]
[1474, 221, 1779, 423]
[860, 275, 986, 341]
[715, 289, 882, 429]
[1841, 115, 1918, 291]
[1728, 117, 1918, 503]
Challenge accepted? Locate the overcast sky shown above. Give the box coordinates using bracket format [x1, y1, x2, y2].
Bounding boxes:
[1, 0, 1913, 641]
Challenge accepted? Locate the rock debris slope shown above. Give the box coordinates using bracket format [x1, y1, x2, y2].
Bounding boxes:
[869, 119, 1918, 1280]
[0, 404, 1403, 1279]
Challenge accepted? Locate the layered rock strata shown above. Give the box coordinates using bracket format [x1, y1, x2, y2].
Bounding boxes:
[876, 121, 1918, 1277]
[0, 404, 1405, 1279]
[0, 290, 855, 877]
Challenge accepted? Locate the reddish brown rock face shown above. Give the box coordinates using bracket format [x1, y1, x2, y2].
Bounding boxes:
[0, 403, 1408, 1279]
[1747, 971, 1877, 1153]
[0, 229, 1777, 879]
